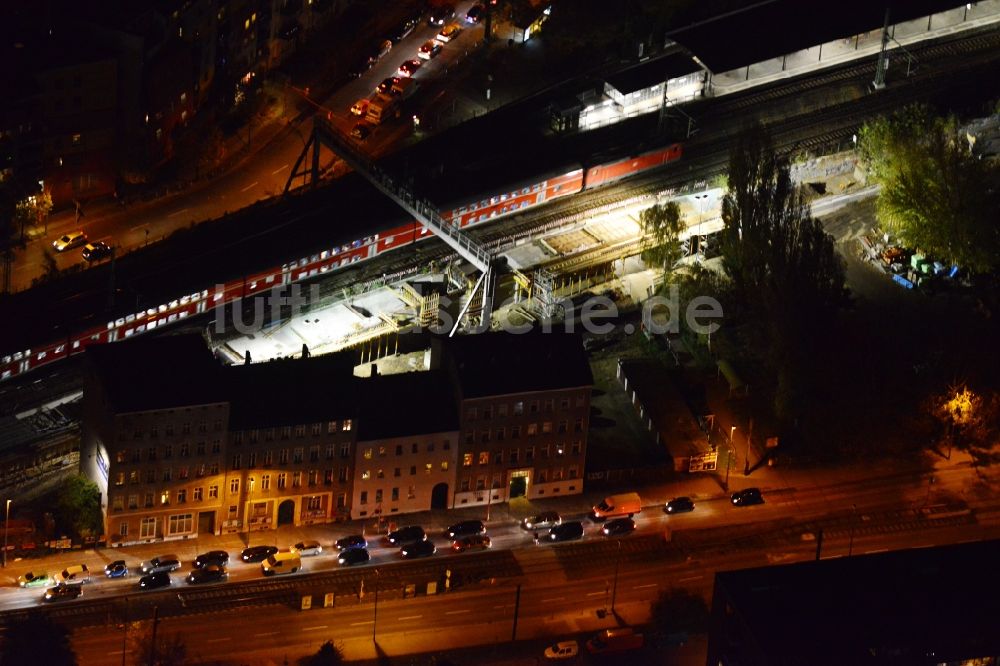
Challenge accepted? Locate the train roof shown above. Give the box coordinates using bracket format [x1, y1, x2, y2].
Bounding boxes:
[85, 334, 226, 414]
[356, 369, 458, 440]
[669, 0, 967, 74]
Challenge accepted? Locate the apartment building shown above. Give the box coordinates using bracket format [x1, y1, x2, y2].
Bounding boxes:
[351, 370, 458, 521]
[446, 332, 593, 507]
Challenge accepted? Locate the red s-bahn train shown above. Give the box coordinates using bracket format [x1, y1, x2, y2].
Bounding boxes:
[0, 142, 682, 382]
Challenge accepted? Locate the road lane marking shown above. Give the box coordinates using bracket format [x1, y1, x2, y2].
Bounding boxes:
[167, 208, 190, 218]
[445, 609, 470, 615]
[302, 625, 327, 631]
[586, 591, 604, 597]
[259, 632, 278, 637]
[398, 615, 423, 620]
[633, 583, 658, 590]
[207, 637, 231, 643]
[350, 620, 374, 626]
[272, 164, 289, 175]
[679, 575, 703, 582]
[493, 605, 507, 609]
[540, 597, 564, 603]
[240, 181, 258, 193]
[865, 549, 888, 554]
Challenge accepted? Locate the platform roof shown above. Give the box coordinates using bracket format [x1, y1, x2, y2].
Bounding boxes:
[714, 539, 1000, 664]
[605, 51, 704, 95]
[669, 0, 967, 73]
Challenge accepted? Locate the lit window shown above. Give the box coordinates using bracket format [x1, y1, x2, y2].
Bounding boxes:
[462, 453, 473, 467]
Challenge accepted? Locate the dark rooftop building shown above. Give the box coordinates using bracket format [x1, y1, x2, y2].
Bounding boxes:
[357, 370, 458, 441]
[708, 539, 1000, 665]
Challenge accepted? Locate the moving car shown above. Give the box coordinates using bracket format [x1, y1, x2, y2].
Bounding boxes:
[586, 627, 644, 654]
[351, 122, 372, 140]
[17, 572, 53, 588]
[338, 548, 371, 566]
[138, 572, 171, 590]
[386, 525, 426, 545]
[543, 640, 579, 660]
[193, 550, 229, 569]
[664, 496, 695, 514]
[418, 40, 442, 60]
[139, 555, 181, 575]
[731, 487, 764, 507]
[549, 521, 584, 542]
[104, 561, 129, 578]
[350, 98, 371, 117]
[186, 565, 228, 585]
[601, 517, 636, 537]
[82, 241, 113, 262]
[56, 564, 90, 585]
[53, 231, 87, 252]
[452, 534, 492, 552]
[400, 540, 436, 559]
[591, 492, 642, 520]
[293, 540, 323, 557]
[436, 23, 461, 43]
[241, 545, 279, 563]
[465, 4, 484, 22]
[522, 511, 561, 530]
[335, 534, 368, 550]
[396, 59, 422, 77]
[261, 551, 301, 576]
[428, 4, 455, 25]
[44, 584, 82, 602]
[444, 519, 486, 540]
[376, 77, 401, 95]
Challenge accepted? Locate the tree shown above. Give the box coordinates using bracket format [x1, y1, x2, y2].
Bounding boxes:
[15, 190, 54, 238]
[0, 613, 78, 665]
[640, 201, 684, 273]
[927, 384, 1000, 464]
[53, 475, 104, 539]
[299, 640, 345, 666]
[720, 126, 848, 424]
[127, 622, 186, 666]
[858, 105, 1000, 273]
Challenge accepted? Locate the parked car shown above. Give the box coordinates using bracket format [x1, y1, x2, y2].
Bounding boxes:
[664, 496, 695, 514]
[444, 519, 486, 540]
[138, 572, 172, 590]
[293, 540, 323, 557]
[17, 572, 53, 588]
[43, 584, 82, 602]
[336, 535, 368, 550]
[452, 534, 492, 552]
[400, 540, 437, 559]
[193, 550, 229, 569]
[56, 564, 90, 585]
[241, 545, 279, 563]
[396, 59, 422, 77]
[82, 241, 113, 262]
[428, 4, 455, 26]
[350, 98, 371, 117]
[391, 14, 421, 43]
[261, 551, 301, 576]
[186, 565, 228, 585]
[139, 555, 181, 575]
[338, 548, 371, 566]
[548, 521, 584, 542]
[543, 640, 579, 660]
[376, 77, 401, 95]
[436, 23, 461, 43]
[465, 4, 484, 23]
[418, 40, 442, 60]
[731, 487, 764, 507]
[601, 517, 636, 537]
[386, 525, 426, 545]
[53, 231, 87, 252]
[351, 122, 372, 140]
[522, 511, 561, 530]
[104, 561, 129, 578]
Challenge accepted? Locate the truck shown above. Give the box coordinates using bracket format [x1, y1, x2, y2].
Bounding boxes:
[390, 77, 419, 101]
[365, 94, 400, 125]
[586, 627, 645, 655]
[591, 492, 642, 520]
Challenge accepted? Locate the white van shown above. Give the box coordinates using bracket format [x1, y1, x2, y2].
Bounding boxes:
[261, 551, 301, 576]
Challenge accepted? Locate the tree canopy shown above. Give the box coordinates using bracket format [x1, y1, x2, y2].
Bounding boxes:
[0, 614, 77, 665]
[300, 640, 345, 666]
[53, 475, 104, 539]
[640, 200, 684, 272]
[858, 105, 1000, 273]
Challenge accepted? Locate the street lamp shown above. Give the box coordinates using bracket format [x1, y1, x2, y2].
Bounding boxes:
[3, 499, 10, 568]
[371, 568, 381, 643]
[743, 430, 752, 476]
[693, 193, 710, 255]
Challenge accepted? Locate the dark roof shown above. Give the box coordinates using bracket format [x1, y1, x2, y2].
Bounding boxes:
[356, 370, 458, 440]
[86, 335, 225, 413]
[226, 351, 358, 429]
[446, 331, 592, 399]
[669, 0, 967, 73]
[713, 539, 1000, 664]
[605, 51, 703, 95]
